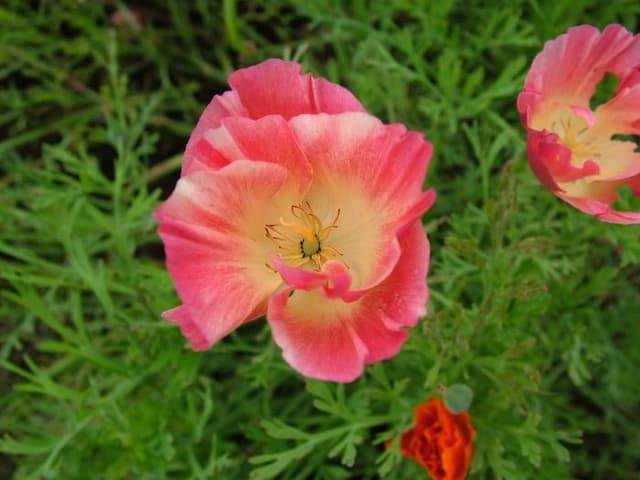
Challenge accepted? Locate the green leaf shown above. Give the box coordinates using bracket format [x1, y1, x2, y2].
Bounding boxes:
[261, 419, 310, 441]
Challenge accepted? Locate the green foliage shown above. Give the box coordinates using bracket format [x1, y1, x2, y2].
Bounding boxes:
[1, 1, 639, 479]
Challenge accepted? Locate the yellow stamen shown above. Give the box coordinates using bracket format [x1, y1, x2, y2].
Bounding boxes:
[265, 201, 342, 270]
[549, 110, 600, 164]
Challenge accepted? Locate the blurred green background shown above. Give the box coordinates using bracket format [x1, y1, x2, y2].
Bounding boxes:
[1, 1, 639, 478]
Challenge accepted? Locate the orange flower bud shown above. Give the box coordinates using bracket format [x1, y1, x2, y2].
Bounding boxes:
[399, 397, 475, 480]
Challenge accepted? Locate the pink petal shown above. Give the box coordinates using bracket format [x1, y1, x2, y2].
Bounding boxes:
[163, 305, 210, 351]
[153, 160, 287, 349]
[320, 260, 353, 299]
[270, 255, 329, 291]
[268, 288, 367, 382]
[596, 209, 640, 223]
[526, 129, 600, 188]
[271, 256, 352, 299]
[267, 221, 430, 382]
[201, 115, 313, 196]
[184, 137, 232, 174]
[562, 195, 640, 224]
[559, 174, 640, 224]
[522, 24, 639, 110]
[291, 114, 432, 203]
[182, 59, 364, 173]
[594, 80, 640, 137]
[516, 89, 539, 126]
[228, 59, 366, 121]
[290, 112, 434, 292]
[184, 91, 248, 172]
[350, 221, 429, 363]
[524, 129, 562, 191]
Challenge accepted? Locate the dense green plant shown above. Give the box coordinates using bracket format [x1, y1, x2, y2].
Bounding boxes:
[1, 1, 639, 478]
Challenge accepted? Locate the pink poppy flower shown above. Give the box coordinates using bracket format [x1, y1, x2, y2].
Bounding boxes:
[517, 24, 640, 223]
[153, 59, 435, 382]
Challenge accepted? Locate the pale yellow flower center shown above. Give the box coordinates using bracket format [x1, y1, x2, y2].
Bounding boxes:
[265, 201, 342, 270]
[548, 110, 601, 165]
[534, 106, 614, 172]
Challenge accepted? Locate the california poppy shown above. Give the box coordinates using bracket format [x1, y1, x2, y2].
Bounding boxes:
[397, 397, 475, 480]
[517, 24, 640, 223]
[154, 59, 435, 381]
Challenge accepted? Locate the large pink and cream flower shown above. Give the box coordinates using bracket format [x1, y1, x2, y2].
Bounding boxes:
[153, 59, 435, 382]
[517, 24, 640, 223]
